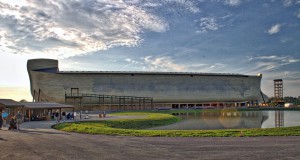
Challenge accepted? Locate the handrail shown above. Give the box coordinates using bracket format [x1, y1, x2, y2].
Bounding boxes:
[65, 93, 153, 101]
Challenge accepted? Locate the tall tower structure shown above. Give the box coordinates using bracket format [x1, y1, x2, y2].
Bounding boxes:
[274, 79, 284, 106]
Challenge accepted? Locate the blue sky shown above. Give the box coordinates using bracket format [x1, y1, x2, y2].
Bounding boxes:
[0, 0, 299, 101]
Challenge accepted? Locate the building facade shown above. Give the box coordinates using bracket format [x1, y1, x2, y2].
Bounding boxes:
[27, 59, 267, 110]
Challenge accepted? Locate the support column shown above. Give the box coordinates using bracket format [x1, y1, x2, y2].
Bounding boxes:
[110, 96, 113, 110]
[72, 108, 74, 120]
[151, 99, 153, 110]
[38, 89, 41, 102]
[139, 100, 141, 110]
[131, 98, 133, 110]
[118, 98, 121, 110]
[33, 90, 36, 102]
[59, 108, 62, 120]
[29, 109, 31, 121]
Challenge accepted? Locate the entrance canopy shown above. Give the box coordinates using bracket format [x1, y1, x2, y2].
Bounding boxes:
[0, 99, 25, 119]
[21, 102, 74, 121]
[21, 102, 74, 109]
[0, 99, 74, 121]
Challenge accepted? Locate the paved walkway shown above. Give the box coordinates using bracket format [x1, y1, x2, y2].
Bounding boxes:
[1, 114, 144, 131]
[1, 115, 300, 160]
[0, 114, 91, 131]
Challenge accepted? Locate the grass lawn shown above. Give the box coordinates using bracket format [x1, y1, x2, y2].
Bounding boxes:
[53, 111, 300, 137]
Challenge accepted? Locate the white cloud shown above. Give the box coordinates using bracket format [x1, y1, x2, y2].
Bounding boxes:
[200, 0, 242, 6]
[142, 2, 162, 8]
[224, 0, 241, 6]
[143, 56, 186, 71]
[282, 0, 294, 7]
[0, 0, 28, 7]
[176, 0, 200, 13]
[126, 0, 200, 13]
[248, 55, 300, 72]
[186, 63, 228, 73]
[124, 58, 143, 66]
[125, 58, 132, 63]
[195, 13, 234, 33]
[163, 0, 200, 13]
[122, 55, 229, 73]
[297, 9, 300, 18]
[0, 0, 168, 58]
[268, 24, 282, 35]
[196, 17, 220, 33]
[120, 55, 228, 73]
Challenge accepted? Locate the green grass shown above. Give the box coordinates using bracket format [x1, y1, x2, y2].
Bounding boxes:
[53, 111, 300, 137]
[99, 112, 181, 129]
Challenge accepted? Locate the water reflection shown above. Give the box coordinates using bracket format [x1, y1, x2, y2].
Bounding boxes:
[275, 111, 284, 128]
[150, 111, 300, 130]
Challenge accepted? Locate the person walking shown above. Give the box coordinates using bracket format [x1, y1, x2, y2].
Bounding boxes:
[15, 110, 22, 130]
[2, 111, 8, 127]
[54, 111, 60, 123]
[61, 111, 66, 122]
[73, 112, 76, 120]
[0, 114, 3, 130]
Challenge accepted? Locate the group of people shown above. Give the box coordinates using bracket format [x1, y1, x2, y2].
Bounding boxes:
[53, 111, 76, 123]
[0, 110, 80, 130]
[0, 110, 23, 130]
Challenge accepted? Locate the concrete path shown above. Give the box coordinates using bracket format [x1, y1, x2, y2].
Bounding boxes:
[0, 115, 300, 160]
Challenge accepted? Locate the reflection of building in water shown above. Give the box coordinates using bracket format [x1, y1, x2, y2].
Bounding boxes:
[275, 111, 284, 128]
[172, 111, 269, 129]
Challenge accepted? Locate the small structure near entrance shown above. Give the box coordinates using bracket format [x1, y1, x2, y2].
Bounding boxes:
[0, 99, 74, 121]
[0, 99, 25, 119]
[21, 102, 74, 121]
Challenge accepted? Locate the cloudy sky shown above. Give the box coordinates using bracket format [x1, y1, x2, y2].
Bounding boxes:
[0, 0, 299, 101]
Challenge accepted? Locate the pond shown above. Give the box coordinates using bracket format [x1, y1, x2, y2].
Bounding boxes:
[150, 110, 300, 130]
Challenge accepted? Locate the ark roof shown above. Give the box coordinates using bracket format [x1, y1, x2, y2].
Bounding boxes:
[58, 71, 251, 77]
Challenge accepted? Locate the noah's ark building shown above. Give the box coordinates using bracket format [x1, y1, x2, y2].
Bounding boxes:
[27, 59, 268, 110]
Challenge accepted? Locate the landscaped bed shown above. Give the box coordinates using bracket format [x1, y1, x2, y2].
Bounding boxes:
[53, 111, 300, 137]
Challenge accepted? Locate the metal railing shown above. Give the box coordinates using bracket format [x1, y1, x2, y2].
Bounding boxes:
[65, 92, 153, 110]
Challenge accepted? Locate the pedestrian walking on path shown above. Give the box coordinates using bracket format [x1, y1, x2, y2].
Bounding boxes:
[15, 111, 22, 130]
[55, 111, 60, 123]
[62, 111, 66, 122]
[72, 112, 76, 120]
[0, 114, 3, 129]
[2, 111, 8, 127]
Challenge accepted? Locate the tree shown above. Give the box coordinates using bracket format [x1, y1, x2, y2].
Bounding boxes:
[20, 99, 28, 102]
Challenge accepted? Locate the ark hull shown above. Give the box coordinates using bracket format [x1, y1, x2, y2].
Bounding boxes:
[27, 59, 266, 104]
